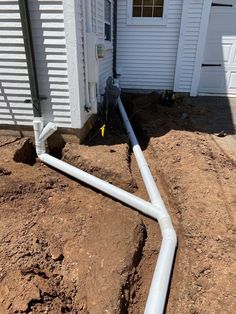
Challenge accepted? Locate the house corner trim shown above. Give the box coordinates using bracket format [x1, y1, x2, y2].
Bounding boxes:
[190, 0, 212, 96]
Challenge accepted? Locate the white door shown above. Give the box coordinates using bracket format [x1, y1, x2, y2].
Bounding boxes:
[198, 1, 236, 94]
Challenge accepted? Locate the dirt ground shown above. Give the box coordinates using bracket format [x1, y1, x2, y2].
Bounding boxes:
[0, 94, 235, 313]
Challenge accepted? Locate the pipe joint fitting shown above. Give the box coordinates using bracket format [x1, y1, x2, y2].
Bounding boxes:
[33, 117, 46, 156]
[39, 122, 58, 142]
[159, 216, 177, 242]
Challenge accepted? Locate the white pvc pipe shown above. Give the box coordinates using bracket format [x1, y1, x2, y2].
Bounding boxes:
[39, 122, 57, 142]
[117, 97, 167, 213]
[33, 110, 177, 314]
[117, 96, 177, 313]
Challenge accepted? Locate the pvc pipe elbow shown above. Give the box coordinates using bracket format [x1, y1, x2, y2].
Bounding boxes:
[159, 216, 177, 243]
[39, 122, 57, 142]
[146, 204, 177, 243]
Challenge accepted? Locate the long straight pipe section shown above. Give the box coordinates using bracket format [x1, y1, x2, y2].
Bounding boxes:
[117, 97, 177, 313]
[33, 112, 177, 313]
[117, 97, 167, 212]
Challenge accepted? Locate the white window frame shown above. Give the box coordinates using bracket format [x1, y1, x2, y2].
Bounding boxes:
[103, 0, 113, 50]
[104, 0, 112, 41]
[127, 0, 168, 26]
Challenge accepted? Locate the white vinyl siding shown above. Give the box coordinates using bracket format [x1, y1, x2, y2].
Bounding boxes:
[174, 0, 205, 93]
[75, 0, 113, 106]
[117, 0, 183, 91]
[29, 0, 71, 127]
[0, 0, 72, 127]
[0, 0, 114, 129]
[0, 0, 33, 126]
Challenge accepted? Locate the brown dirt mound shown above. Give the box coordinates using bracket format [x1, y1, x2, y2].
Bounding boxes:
[63, 143, 137, 193]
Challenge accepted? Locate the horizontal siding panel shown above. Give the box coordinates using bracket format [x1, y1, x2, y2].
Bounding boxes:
[0, 61, 27, 67]
[0, 102, 33, 108]
[0, 109, 34, 115]
[40, 22, 65, 28]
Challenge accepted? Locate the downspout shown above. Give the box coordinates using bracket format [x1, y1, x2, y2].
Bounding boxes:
[113, 0, 118, 78]
[18, 0, 41, 117]
[33, 90, 177, 313]
[81, 0, 91, 111]
[85, 0, 97, 113]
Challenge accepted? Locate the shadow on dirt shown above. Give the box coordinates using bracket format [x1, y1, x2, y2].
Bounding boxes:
[13, 139, 37, 166]
[84, 92, 236, 150]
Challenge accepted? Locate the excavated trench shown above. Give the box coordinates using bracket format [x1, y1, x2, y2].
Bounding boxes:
[1, 93, 235, 313]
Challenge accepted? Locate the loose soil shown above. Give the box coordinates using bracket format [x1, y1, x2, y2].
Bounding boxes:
[0, 94, 235, 314]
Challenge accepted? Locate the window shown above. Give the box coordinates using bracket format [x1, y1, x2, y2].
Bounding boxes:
[133, 0, 164, 18]
[105, 0, 111, 41]
[127, 0, 167, 25]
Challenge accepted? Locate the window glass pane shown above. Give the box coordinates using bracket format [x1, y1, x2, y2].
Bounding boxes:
[133, 6, 142, 17]
[153, 6, 163, 17]
[133, 0, 142, 5]
[105, 0, 111, 23]
[105, 0, 111, 41]
[143, 0, 153, 5]
[132, 0, 164, 18]
[105, 23, 111, 41]
[143, 7, 153, 17]
[154, 0, 163, 5]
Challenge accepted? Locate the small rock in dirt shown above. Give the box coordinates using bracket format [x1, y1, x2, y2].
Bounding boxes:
[39, 207, 46, 214]
[217, 130, 227, 137]
[50, 247, 64, 262]
[0, 167, 11, 176]
[215, 235, 223, 242]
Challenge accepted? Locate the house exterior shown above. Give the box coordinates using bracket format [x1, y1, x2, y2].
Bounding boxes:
[117, 0, 236, 96]
[0, 0, 236, 132]
[0, 0, 114, 129]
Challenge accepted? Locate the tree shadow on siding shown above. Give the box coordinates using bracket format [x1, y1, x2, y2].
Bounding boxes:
[0, 79, 26, 136]
[27, 1, 71, 127]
